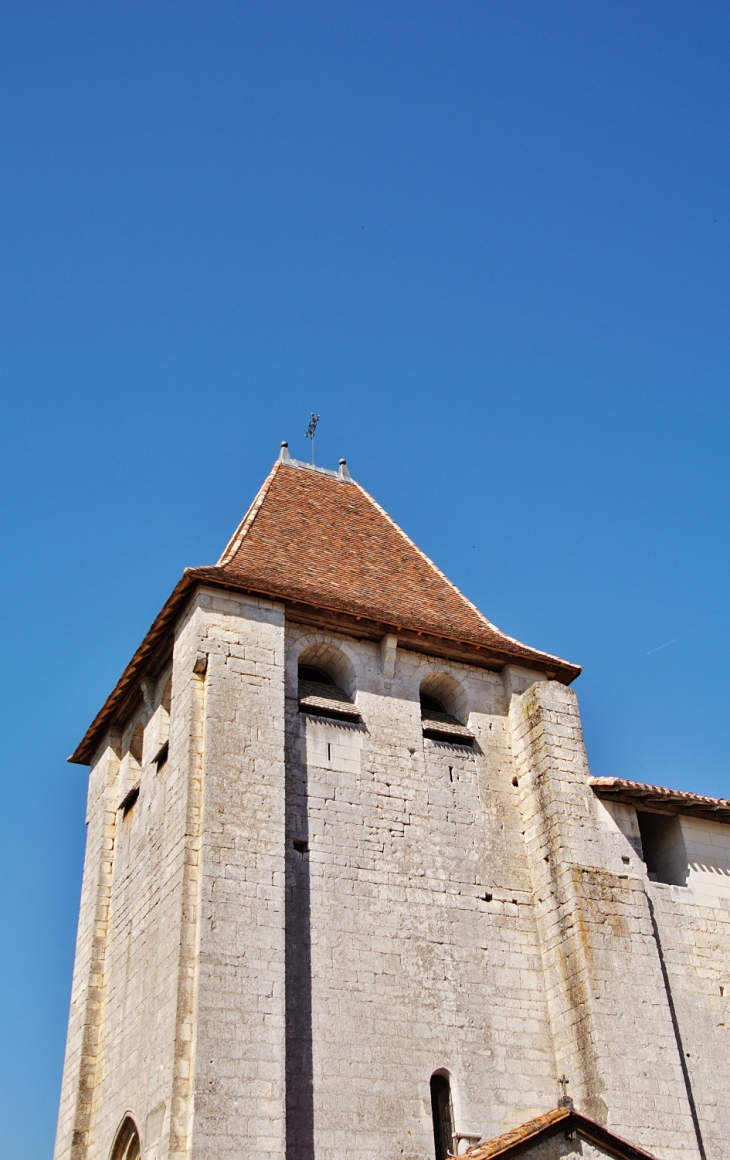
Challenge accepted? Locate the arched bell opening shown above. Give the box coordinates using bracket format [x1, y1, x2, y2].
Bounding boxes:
[297, 643, 361, 723]
[419, 674, 473, 745]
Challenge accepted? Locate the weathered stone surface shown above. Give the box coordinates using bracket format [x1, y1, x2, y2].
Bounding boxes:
[54, 598, 730, 1160]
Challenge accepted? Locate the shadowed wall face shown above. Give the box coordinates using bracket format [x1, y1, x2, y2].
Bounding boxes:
[282, 626, 559, 1160]
[286, 754, 314, 1160]
[637, 813, 689, 887]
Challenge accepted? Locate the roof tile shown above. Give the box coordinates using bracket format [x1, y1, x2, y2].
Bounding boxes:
[216, 460, 575, 669]
[69, 457, 580, 763]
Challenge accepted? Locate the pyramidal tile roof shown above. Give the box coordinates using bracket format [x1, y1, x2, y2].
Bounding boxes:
[211, 456, 569, 657]
[70, 452, 580, 763]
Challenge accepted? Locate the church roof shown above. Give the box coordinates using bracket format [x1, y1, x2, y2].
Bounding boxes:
[215, 455, 578, 664]
[591, 776, 730, 824]
[463, 1105, 659, 1160]
[69, 452, 580, 764]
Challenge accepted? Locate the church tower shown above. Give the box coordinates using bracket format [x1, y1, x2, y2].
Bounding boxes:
[54, 448, 730, 1160]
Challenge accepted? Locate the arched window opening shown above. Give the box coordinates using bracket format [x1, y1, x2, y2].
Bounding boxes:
[419, 678, 473, 746]
[129, 724, 144, 767]
[297, 652, 361, 723]
[111, 1116, 141, 1160]
[431, 1073, 455, 1160]
[298, 665, 335, 686]
[421, 692, 446, 714]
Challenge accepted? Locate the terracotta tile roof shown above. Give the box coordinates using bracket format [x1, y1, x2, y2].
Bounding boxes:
[591, 777, 730, 824]
[69, 456, 580, 764]
[463, 1106, 659, 1160]
[214, 459, 577, 668]
[465, 1107, 569, 1159]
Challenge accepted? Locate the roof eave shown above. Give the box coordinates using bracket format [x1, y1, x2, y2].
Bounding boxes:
[70, 568, 580, 765]
[591, 776, 730, 825]
[68, 569, 203, 765]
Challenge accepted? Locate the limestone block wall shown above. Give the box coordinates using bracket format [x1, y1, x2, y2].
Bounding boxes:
[53, 734, 121, 1160]
[57, 593, 730, 1160]
[189, 590, 287, 1160]
[598, 797, 730, 1157]
[54, 595, 207, 1160]
[681, 816, 730, 898]
[284, 628, 560, 1160]
[54, 587, 288, 1160]
[649, 884, 730, 1158]
[509, 680, 700, 1160]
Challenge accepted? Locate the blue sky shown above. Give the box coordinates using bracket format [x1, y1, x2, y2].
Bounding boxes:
[1, 2, 729, 1154]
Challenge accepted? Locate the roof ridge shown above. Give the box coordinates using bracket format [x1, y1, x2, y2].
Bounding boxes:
[217, 461, 281, 566]
[350, 479, 570, 667]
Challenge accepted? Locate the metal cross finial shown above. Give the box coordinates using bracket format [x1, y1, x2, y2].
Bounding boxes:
[558, 1076, 569, 1097]
[305, 413, 320, 464]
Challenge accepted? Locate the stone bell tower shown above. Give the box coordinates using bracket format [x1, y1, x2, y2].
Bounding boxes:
[55, 445, 728, 1160]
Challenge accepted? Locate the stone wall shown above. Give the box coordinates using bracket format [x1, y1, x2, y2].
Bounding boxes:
[54, 591, 730, 1160]
[284, 628, 559, 1160]
[599, 798, 730, 1158]
[54, 588, 288, 1160]
[189, 589, 287, 1160]
[509, 681, 700, 1160]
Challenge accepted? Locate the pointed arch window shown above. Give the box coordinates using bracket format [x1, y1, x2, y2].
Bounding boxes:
[111, 1116, 141, 1160]
[430, 1072, 455, 1160]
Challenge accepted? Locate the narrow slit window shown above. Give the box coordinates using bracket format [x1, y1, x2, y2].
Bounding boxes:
[430, 1073, 455, 1160]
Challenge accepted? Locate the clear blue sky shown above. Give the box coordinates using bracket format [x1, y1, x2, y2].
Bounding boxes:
[1, 2, 729, 1154]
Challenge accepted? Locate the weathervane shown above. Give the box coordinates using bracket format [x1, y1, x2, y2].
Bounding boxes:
[305, 413, 320, 464]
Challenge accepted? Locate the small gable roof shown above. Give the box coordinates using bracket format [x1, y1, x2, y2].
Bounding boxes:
[464, 1106, 660, 1160]
[69, 455, 580, 764]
